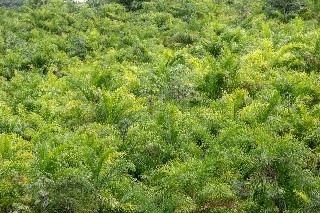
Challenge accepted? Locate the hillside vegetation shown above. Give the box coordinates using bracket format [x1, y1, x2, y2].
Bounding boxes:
[0, 0, 320, 212]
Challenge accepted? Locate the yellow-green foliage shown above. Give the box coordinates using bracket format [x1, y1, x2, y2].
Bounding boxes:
[0, 0, 320, 212]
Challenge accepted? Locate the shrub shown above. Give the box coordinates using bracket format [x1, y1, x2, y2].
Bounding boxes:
[267, 0, 306, 14]
[0, 134, 33, 212]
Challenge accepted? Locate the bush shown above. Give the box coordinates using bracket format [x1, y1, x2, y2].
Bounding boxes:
[267, 0, 306, 14]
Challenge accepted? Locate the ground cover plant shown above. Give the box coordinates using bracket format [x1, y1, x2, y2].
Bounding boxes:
[0, 0, 320, 212]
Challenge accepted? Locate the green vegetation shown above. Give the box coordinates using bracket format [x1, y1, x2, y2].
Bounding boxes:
[0, 0, 320, 212]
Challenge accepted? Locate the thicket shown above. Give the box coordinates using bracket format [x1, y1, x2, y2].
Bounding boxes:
[0, 0, 320, 212]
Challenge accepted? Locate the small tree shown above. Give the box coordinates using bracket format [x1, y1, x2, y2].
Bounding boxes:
[267, 0, 305, 14]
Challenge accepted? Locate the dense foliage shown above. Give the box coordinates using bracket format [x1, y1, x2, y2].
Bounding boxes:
[0, 0, 320, 212]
